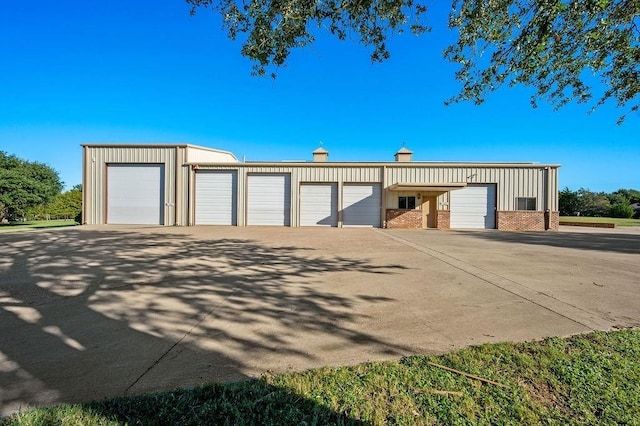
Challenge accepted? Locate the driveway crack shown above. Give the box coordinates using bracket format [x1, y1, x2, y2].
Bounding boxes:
[124, 287, 239, 395]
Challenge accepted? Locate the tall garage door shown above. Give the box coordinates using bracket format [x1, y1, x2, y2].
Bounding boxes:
[247, 174, 291, 226]
[195, 171, 237, 225]
[450, 184, 496, 229]
[342, 183, 381, 227]
[300, 183, 338, 227]
[107, 164, 164, 225]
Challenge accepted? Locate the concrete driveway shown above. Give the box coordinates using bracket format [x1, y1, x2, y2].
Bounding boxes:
[1, 225, 638, 414]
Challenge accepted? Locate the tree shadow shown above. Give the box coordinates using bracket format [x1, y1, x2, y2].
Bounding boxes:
[453, 229, 640, 254]
[0, 227, 408, 417]
[82, 379, 371, 425]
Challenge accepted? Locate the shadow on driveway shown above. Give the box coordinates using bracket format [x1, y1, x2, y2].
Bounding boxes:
[453, 229, 640, 254]
[0, 228, 407, 416]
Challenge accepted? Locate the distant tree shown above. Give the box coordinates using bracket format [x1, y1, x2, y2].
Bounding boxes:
[560, 187, 640, 218]
[607, 191, 629, 207]
[609, 188, 640, 219]
[578, 188, 610, 217]
[611, 188, 640, 204]
[71, 184, 83, 223]
[188, 0, 639, 122]
[26, 185, 82, 221]
[0, 152, 63, 222]
[559, 187, 581, 216]
[50, 188, 82, 220]
[608, 202, 634, 218]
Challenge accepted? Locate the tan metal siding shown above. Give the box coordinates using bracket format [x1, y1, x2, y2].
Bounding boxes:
[548, 167, 559, 212]
[175, 147, 190, 226]
[83, 147, 560, 228]
[385, 165, 551, 212]
[238, 170, 247, 226]
[342, 168, 382, 183]
[296, 167, 339, 182]
[82, 146, 89, 224]
[193, 163, 558, 226]
[206, 165, 383, 183]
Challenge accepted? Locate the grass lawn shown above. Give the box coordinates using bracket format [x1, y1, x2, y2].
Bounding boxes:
[4, 329, 640, 425]
[0, 220, 77, 232]
[560, 216, 640, 226]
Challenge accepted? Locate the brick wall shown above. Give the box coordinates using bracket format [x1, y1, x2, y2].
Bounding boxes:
[497, 211, 551, 231]
[546, 211, 560, 231]
[385, 209, 422, 229]
[436, 210, 450, 230]
[385, 209, 559, 231]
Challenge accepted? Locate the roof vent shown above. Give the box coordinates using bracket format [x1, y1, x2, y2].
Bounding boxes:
[313, 145, 329, 162]
[394, 146, 413, 162]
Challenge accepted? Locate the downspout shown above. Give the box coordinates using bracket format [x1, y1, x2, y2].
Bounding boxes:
[82, 146, 88, 224]
[188, 164, 196, 226]
[337, 178, 343, 228]
[174, 146, 179, 226]
[382, 165, 387, 228]
[545, 167, 551, 230]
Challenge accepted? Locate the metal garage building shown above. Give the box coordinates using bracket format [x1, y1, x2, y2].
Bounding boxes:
[82, 143, 560, 231]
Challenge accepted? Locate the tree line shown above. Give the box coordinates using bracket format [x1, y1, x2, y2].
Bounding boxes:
[0, 151, 81, 223]
[559, 188, 640, 219]
[25, 184, 82, 221]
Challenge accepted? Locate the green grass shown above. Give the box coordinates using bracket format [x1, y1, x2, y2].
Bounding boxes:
[0, 220, 77, 232]
[560, 216, 640, 226]
[4, 329, 640, 425]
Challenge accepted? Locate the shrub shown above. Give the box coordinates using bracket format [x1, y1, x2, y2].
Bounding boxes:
[608, 203, 634, 219]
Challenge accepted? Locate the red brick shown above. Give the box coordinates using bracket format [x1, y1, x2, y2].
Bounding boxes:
[385, 209, 422, 229]
[497, 211, 559, 231]
[436, 210, 450, 230]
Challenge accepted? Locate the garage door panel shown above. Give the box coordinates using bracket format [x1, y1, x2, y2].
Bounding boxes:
[450, 184, 496, 229]
[247, 174, 291, 226]
[343, 184, 381, 227]
[195, 172, 237, 225]
[107, 164, 164, 225]
[300, 183, 338, 226]
[107, 165, 164, 225]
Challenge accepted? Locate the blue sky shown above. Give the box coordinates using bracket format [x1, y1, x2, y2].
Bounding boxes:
[1, 1, 637, 192]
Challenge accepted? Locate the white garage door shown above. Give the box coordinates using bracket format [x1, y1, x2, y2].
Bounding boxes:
[450, 184, 496, 229]
[343, 184, 381, 227]
[107, 164, 164, 225]
[300, 183, 338, 227]
[247, 174, 291, 226]
[195, 171, 237, 225]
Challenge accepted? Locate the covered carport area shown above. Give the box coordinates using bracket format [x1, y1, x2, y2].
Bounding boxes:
[385, 182, 467, 229]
